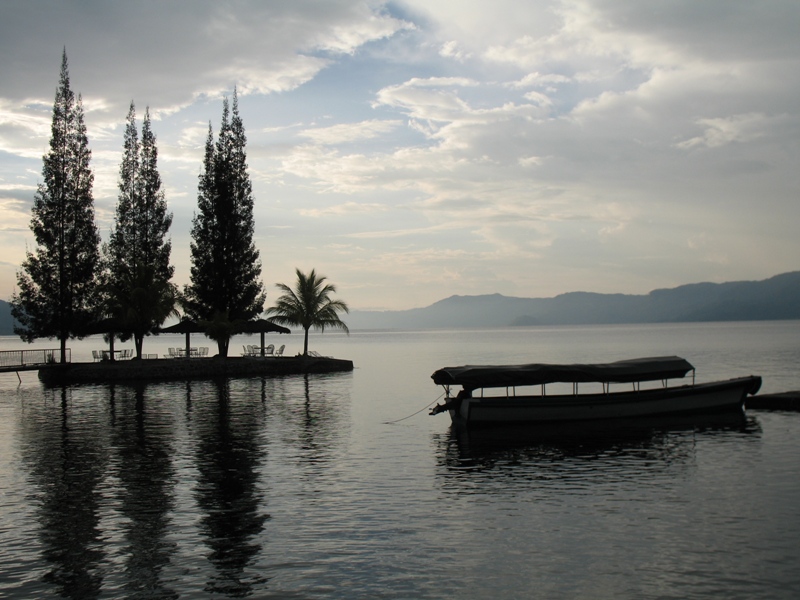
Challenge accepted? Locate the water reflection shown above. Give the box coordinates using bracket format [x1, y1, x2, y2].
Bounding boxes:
[189, 379, 270, 596]
[435, 413, 761, 492]
[13, 373, 353, 598]
[267, 373, 352, 465]
[110, 383, 178, 599]
[21, 386, 110, 599]
[4, 326, 799, 599]
[297, 374, 348, 461]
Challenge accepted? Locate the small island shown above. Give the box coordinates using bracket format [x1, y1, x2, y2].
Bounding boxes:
[9, 58, 352, 388]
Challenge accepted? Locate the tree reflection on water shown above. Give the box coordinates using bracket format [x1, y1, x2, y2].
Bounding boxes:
[19, 378, 277, 598]
[22, 387, 109, 599]
[190, 379, 270, 596]
[111, 383, 178, 599]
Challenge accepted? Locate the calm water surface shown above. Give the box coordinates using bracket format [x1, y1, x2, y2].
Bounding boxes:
[1, 321, 799, 598]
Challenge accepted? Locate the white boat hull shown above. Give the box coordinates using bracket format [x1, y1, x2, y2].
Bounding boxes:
[450, 377, 760, 425]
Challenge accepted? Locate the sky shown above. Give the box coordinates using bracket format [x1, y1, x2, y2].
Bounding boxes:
[1, 0, 798, 311]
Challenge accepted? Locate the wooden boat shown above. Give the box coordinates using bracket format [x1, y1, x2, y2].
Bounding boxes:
[430, 356, 761, 425]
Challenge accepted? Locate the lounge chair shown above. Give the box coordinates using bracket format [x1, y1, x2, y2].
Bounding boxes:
[274, 345, 285, 357]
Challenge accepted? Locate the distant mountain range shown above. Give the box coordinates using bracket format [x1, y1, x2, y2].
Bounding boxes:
[2, 271, 799, 335]
[345, 271, 800, 330]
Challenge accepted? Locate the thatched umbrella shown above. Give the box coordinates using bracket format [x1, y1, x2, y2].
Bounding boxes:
[237, 319, 290, 356]
[158, 319, 206, 357]
[84, 317, 127, 361]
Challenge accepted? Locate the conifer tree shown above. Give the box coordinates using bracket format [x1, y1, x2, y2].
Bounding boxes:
[12, 50, 100, 362]
[106, 102, 139, 273]
[139, 107, 173, 281]
[184, 90, 265, 357]
[103, 103, 176, 358]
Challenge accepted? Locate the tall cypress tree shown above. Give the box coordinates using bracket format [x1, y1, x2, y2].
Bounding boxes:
[184, 90, 265, 357]
[139, 107, 173, 282]
[106, 102, 139, 275]
[12, 50, 100, 362]
[103, 103, 176, 358]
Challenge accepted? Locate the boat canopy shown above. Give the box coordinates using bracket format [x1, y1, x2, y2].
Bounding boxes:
[431, 356, 694, 390]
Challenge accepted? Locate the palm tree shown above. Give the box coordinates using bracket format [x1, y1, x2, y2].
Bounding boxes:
[267, 268, 349, 357]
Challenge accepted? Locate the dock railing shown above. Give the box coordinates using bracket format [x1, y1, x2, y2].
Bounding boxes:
[0, 348, 71, 373]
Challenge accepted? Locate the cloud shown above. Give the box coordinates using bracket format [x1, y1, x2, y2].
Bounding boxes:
[177, 123, 213, 150]
[315, 7, 416, 54]
[439, 40, 471, 61]
[0, 189, 34, 220]
[299, 119, 403, 145]
[0, 1, 413, 121]
[374, 77, 478, 123]
[2, 1, 799, 309]
[583, 0, 800, 62]
[509, 72, 572, 90]
[300, 201, 389, 217]
[0, 99, 52, 159]
[676, 113, 770, 149]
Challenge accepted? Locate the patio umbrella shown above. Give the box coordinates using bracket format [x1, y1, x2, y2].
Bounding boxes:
[237, 319, 290, 356]
[84, 317, 127, 361]
[158, 319, 206, 357]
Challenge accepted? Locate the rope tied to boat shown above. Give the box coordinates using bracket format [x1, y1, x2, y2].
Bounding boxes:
[383, 391, 445, 424]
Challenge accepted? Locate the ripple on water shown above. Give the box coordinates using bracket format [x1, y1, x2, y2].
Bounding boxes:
[1, 324, 799, 598]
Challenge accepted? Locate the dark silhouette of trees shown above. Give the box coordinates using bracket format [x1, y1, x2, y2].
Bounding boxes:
[183, 90, 265, 357]
[267, 268, 349, 356]
[102, 103, 176, 358]
[12, 50, 100, 362]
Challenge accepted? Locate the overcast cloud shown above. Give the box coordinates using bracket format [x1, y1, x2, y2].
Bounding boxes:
[1, 0, 798, 310]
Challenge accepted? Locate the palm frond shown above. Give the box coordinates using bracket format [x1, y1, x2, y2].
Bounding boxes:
[266, 268, 349, 355]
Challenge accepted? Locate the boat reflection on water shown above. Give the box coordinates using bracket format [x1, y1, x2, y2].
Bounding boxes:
[434, 411, 761, 487]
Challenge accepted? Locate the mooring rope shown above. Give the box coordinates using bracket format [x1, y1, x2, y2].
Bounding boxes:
[383, 391, 445, 424]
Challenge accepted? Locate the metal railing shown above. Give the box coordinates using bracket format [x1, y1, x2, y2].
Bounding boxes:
[0, 348, 71, 370]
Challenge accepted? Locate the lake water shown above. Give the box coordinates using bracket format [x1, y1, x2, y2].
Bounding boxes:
[1, 321, 799, 599]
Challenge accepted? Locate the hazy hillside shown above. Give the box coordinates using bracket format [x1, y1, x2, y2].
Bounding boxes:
[3, 272, 798, 334]
[346, 271, 800, 330]
[0, 300, 13, 335]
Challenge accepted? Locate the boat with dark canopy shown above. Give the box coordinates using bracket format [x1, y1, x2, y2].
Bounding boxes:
[430, 356, 761, 425]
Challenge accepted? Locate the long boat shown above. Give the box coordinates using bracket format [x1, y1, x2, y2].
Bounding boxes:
[430, 356, 761, 425]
